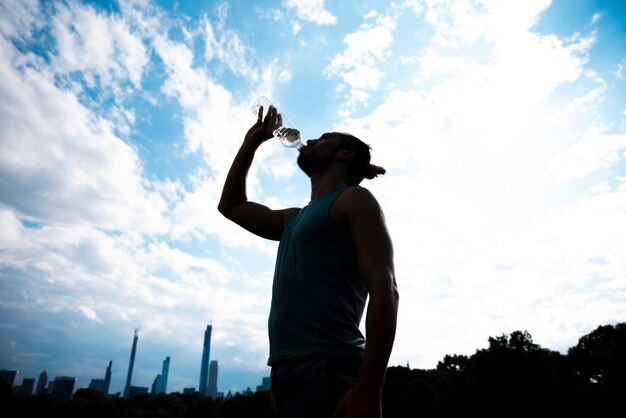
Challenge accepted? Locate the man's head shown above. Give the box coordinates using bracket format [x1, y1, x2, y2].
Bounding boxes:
[297, 132, 386, 186]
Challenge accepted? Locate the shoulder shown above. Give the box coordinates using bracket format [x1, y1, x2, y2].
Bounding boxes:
[279, 207, 300, 221]
[333, 186, 383, 222]
[338, 186, 379, 206]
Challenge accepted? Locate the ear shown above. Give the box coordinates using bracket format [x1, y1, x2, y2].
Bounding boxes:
[336, 149, 355, 161]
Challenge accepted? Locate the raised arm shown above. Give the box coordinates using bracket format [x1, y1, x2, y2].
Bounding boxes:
[332, 187, 399, 418]
[218, 104, 298, 240]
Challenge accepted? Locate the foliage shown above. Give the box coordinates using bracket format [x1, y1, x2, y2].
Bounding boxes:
[382, 322, 626, 418]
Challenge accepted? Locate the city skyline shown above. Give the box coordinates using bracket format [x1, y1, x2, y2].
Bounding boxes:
[2, 324, 258, 397]
[1, 0, 625, 394]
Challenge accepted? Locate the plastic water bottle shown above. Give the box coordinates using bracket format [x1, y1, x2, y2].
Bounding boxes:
[251, 96, 304, 150]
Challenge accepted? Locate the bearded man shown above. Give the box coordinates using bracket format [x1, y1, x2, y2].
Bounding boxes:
[218, 104, 399, 418]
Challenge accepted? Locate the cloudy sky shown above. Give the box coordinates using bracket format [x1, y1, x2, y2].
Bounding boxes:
[1, 0, 625, 395]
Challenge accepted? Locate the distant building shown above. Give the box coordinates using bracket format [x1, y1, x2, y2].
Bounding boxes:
[151, 375, 161, 394]
[103, 361, 112, 395]
[17, 378, 35, 395]
[256, 376, 271, 392]
[151, 355, 171, 394]
[124, 328, 140, 398]
[183, 387, 196, 394]
[36, 370, 48, 395]
[157, 356, 170, 394]
[0, 370, 18, 388]
[198, 324, 212, 395]
[52, 376, 76, 400]
[208, 360, 218, 398]
[128, 385, 149, 397]
[89, 378, 105, 393]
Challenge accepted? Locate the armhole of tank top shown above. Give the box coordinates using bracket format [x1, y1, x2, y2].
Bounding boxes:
[284, 208, 299, 226]
[328, 186, 352, 227]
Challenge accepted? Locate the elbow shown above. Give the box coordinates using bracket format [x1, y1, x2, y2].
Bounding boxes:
[391, 280, 400, 305]
[217, 201, 231, 219]
[387, 275, 400, 307]
[218, 201, 241, 223]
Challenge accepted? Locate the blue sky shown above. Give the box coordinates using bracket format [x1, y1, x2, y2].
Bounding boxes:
[1, 0, 625, 395]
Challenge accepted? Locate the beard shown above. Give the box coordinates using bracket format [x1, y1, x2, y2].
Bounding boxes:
[296, 147, 336, 177]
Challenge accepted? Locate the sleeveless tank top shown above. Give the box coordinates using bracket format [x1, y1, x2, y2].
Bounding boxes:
[268, 187, 368, 365]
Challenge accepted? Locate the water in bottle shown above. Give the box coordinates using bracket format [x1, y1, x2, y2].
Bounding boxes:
[251, 96, 304, 150]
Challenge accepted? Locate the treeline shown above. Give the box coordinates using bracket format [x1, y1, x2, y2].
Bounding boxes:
[382, 322, 625, 417]
[1, 322, 624, 417]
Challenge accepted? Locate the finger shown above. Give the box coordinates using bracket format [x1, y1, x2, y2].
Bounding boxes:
[263, 105, 275, 128]
[277, 113, 283, 128]
[268, 105, 277, 120]
[257, 105, 263, 122]
[263, 106, 276, 132]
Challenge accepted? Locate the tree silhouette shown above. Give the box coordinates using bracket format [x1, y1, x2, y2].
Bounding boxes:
[567, 323, 626, 415]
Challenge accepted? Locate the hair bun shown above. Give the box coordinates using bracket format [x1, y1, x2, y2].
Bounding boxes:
[365, 164, 386, 180]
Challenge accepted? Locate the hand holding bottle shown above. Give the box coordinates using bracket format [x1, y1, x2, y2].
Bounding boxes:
[251, 96, 304, 150]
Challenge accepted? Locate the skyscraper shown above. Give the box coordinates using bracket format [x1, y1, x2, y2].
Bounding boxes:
[36, 370, 48, 395]
[261, 376, 271, 391]
[151, 375, 161, 394]
[52, 376, 76, 400]
[103, 361, 112, 395]
[88, 379, 105, 393]
[0, 370, 18, 388]
[18, 378, 35, 395]
[124, 328, 139, 398]
[198, 324, 212, 395]
[208, 360, 218, 398]
[155, 356, 170, 394]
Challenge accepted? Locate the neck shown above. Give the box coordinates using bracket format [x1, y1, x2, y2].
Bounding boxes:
[309, 169, 347, 200]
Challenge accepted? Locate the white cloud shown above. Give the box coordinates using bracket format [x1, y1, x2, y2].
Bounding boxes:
[278, 69, 292, 83]
[203, 7, 255, 78]
[52, 1, 148, 89]
[142, 241, 232, 285]
[284, 0, 337, 25]
[0, 213, 271, 378]
[255, 7, 284, 22]
[591, 12, 602, 25]
[79, 306, 103, 322]
[291, 21, 302, 35]
[551, 134, 626, 180]
[382, 174, 626, 367]
[0, 0, 42, 40]
[324, 11, 396, 109]
[0, 36, 167, 233]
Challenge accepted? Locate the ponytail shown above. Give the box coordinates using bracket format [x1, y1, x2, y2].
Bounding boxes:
[335, 133, 386, 186]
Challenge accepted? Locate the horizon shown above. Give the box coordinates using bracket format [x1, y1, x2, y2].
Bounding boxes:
[4, 319, 620, 396]
[1, 0, 625, 395]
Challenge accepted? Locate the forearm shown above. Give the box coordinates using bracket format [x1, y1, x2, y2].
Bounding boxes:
[359, 279, 399, 387]
[217, 139, 260, 216]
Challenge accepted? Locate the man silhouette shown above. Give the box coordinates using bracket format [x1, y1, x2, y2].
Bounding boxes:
[218, 104, 399, 418]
